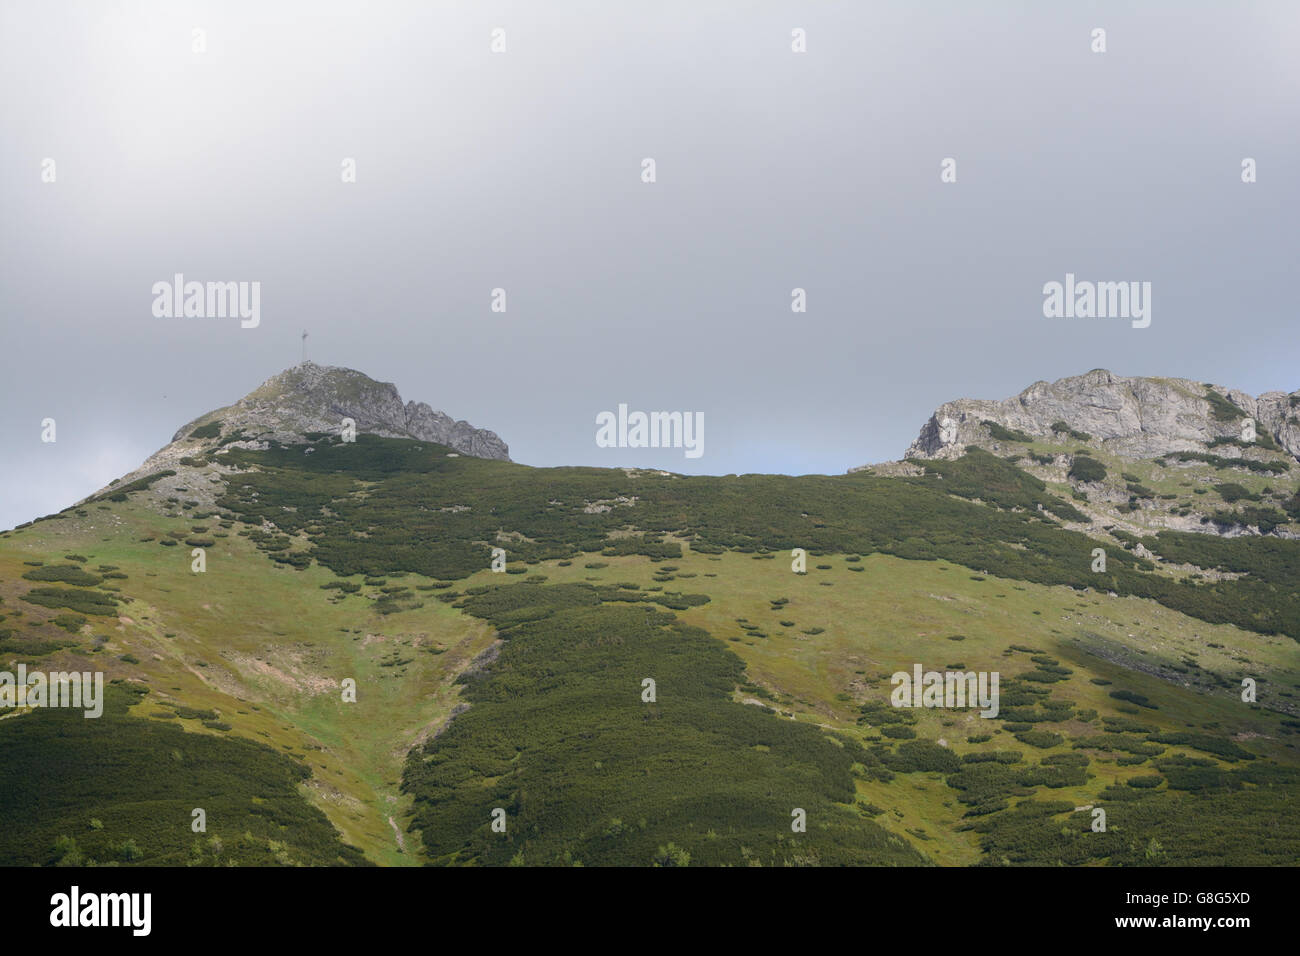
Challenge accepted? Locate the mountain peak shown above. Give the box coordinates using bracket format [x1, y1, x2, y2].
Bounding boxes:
[170, 363, 510, 460]
[82, 364, 509, 505]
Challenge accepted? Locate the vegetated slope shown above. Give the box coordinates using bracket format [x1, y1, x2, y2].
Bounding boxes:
[3, 430, 1298, 866]
[212, 436, 1300, 641]
[403, 583, 923, 866]
[0, 504, 498, 867]
[0, 683, 368, 866]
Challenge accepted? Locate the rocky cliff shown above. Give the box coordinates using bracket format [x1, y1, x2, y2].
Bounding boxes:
[897, 369, 1300, 463]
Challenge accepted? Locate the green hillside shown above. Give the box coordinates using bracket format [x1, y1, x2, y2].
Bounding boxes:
[1, 432, 1297, 866]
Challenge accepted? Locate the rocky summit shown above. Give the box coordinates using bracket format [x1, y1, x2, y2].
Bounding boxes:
[178, 362, 510, 460]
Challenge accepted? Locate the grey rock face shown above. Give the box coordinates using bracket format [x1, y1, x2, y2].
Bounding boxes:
[403, 400, 511, 461]
[171, 362, 510, 460]
[896, 369, 1299, 462]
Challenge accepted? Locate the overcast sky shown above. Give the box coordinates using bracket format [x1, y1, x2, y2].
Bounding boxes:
[2, 1, 1298, 530]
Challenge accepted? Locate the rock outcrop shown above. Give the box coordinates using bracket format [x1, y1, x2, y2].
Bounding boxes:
[850, 369, 1300, 540]
[895, 369, 1300, 463]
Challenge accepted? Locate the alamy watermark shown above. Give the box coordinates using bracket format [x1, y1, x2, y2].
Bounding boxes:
[50, 886, 150, 936]
[891, 664, 999, 718]
[595, 404, 704, 459]
[151, 274, 260, 328]
[0, 665, 103, 718]
[1043, 273, 1150, 328]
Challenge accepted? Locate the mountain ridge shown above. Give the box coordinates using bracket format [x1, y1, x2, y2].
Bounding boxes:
[72, 365, 1300, 543]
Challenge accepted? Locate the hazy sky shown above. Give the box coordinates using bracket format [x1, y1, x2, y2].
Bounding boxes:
[2, 1, 1298, 530]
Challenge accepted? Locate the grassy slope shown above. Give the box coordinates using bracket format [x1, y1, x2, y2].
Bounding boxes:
[497, 547, 1299, 864]
[2, 438, 1297, 866]
[0, 502, 496, 865]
